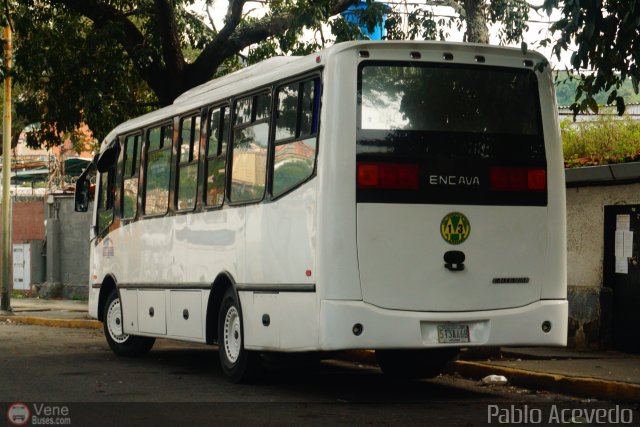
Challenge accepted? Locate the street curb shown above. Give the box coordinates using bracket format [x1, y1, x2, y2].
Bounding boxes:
[450, 360, 640, 403]
[0, 315, 102, 330]
[342, 351, 640, 402]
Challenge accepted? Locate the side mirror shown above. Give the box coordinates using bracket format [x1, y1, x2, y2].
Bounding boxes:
[75, 162, 96, 212]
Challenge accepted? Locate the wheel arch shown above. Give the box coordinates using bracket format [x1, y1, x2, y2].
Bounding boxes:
[97, 274, 118, 322]
[205, 271, 237, 345]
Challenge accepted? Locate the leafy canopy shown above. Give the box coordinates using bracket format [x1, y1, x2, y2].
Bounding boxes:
[0, 0, 638, 147]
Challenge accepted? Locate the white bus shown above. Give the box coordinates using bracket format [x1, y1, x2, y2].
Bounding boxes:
[76, 41, 567, 383]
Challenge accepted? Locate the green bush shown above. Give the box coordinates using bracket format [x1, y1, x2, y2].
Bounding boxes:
[561, 115, 640, 168]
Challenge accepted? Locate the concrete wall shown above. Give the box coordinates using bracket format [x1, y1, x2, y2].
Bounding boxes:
[566, 183, 640, 288]
[37, 195, 93, 299]
[564, 164, 640, 351]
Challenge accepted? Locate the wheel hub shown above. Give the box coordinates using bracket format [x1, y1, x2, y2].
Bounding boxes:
[223, 306, 241, 364]
[107, 298, 129, 344]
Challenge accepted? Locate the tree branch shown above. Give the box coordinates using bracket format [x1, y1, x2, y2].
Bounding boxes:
[154, 0, 186, 79]
[187, 0, 356, 86]
[56, 0, 170, 101]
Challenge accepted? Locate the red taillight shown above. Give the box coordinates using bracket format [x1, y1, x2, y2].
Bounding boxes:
[490, 167, 546, 192]
[357, 162, 419, 190]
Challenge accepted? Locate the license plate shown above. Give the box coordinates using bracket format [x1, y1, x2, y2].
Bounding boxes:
[437, 324, 470, 343]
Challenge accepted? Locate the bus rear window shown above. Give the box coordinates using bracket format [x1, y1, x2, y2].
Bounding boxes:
[360, 63, 540, 135]
[357, 62, 546, 207]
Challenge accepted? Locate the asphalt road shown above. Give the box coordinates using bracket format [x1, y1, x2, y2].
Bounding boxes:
[0, 322, 636, 426]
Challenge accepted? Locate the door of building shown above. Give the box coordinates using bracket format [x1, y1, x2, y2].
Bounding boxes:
[12, 243, 31, 291]
[603, 205, 640, 353]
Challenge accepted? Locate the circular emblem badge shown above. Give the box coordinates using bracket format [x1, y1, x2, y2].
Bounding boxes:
[7, 403, 30, 426]
[440, 212, 470, 245]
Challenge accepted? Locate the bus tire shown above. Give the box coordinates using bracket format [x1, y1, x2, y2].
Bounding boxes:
[217, 287, 259, 383]
[375, 348, 458, 379]
[103, 289, 155, 357]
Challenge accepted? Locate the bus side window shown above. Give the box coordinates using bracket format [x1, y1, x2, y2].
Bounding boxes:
[176, 115, 200, 211]
[205, 105, 228, 207]
[272, 78, 319, 198]
[122, 133, 142, 219]
[230, 93, 270, 203]
[97, 163, 116, 233]
[144, 124, 173, 215]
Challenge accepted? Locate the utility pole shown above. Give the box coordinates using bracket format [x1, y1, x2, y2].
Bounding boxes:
[1, 24, 12, 313]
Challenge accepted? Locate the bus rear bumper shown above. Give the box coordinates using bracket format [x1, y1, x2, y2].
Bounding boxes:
[319, 299, 568, 350]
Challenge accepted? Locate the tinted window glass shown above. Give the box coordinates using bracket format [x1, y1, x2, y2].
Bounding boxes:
[275, 84, 298, 141]
[122, 134, 141, 219]
[360, 64, 539, 135]
[144, 125, 172, 215]
[231, 122, 268, 202]
[254, 94, 271, 121]
[273, 138, 316, 197]
[208, 109, 221, 156]
[206, 106, 228, 207]
[148, 127, 161, 150]
[300, 80, 316, 136]
[234, 98, 252, 125]
[97, 166, 115, 231]
[357, 63, 546, 207]
[177, 163, 197, 210]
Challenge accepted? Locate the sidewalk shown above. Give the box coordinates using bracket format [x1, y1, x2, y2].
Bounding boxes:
[1, 298, 639, 402]
[0, 297, 100, 329]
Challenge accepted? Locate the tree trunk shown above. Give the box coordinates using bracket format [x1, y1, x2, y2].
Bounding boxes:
[464, 0, 489, 43]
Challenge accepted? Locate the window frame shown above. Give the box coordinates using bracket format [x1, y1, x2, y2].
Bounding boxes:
[203, 103, 230, 210]
[142, 120, 174, 218]
[269, 74, 322, 201]
[227, 89, 273, 206]
[175, 111, 202, 213]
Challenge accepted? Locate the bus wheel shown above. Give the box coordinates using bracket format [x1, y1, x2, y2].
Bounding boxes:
[103, 289, 155, 357]
[217, 288, 259, 383]
[375, 348, 459, 380]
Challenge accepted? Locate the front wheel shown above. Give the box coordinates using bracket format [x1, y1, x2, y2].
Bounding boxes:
[217, 288, 260, 383]
[376, 348, 459, 379]
[103, 289, 155, 357]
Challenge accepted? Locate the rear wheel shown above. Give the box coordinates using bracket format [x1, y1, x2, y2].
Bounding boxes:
[218, 288, 259, 383]
[376, 348, 459, 379]
[103, 289, 155, 357]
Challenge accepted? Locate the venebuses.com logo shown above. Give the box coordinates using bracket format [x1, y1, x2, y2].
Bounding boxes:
[6, 403, 71, 426]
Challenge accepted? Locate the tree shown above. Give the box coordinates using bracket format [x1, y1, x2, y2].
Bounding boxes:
[3, 0, 640, 147]
[540, 0, 640, 116]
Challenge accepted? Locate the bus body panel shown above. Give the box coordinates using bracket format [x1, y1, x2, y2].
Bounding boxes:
[243, 182, 317, 286]
[539, 68, 568, 301]
[314, 47, 362, 302]
[240, 291, 319, 351]
[319, 299, 567, 350]
[356, 204, 547, 311]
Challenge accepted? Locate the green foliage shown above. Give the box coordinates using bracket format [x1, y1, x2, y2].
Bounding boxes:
[555, 71, 640, 107]
[561, 116, 640, 168]
[1, 0, 639, 152]
[542, 0, 640, 116]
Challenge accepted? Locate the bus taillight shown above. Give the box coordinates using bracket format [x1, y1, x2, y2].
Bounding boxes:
[357, 162, 419, 190]
[490, 167, 546, 192]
